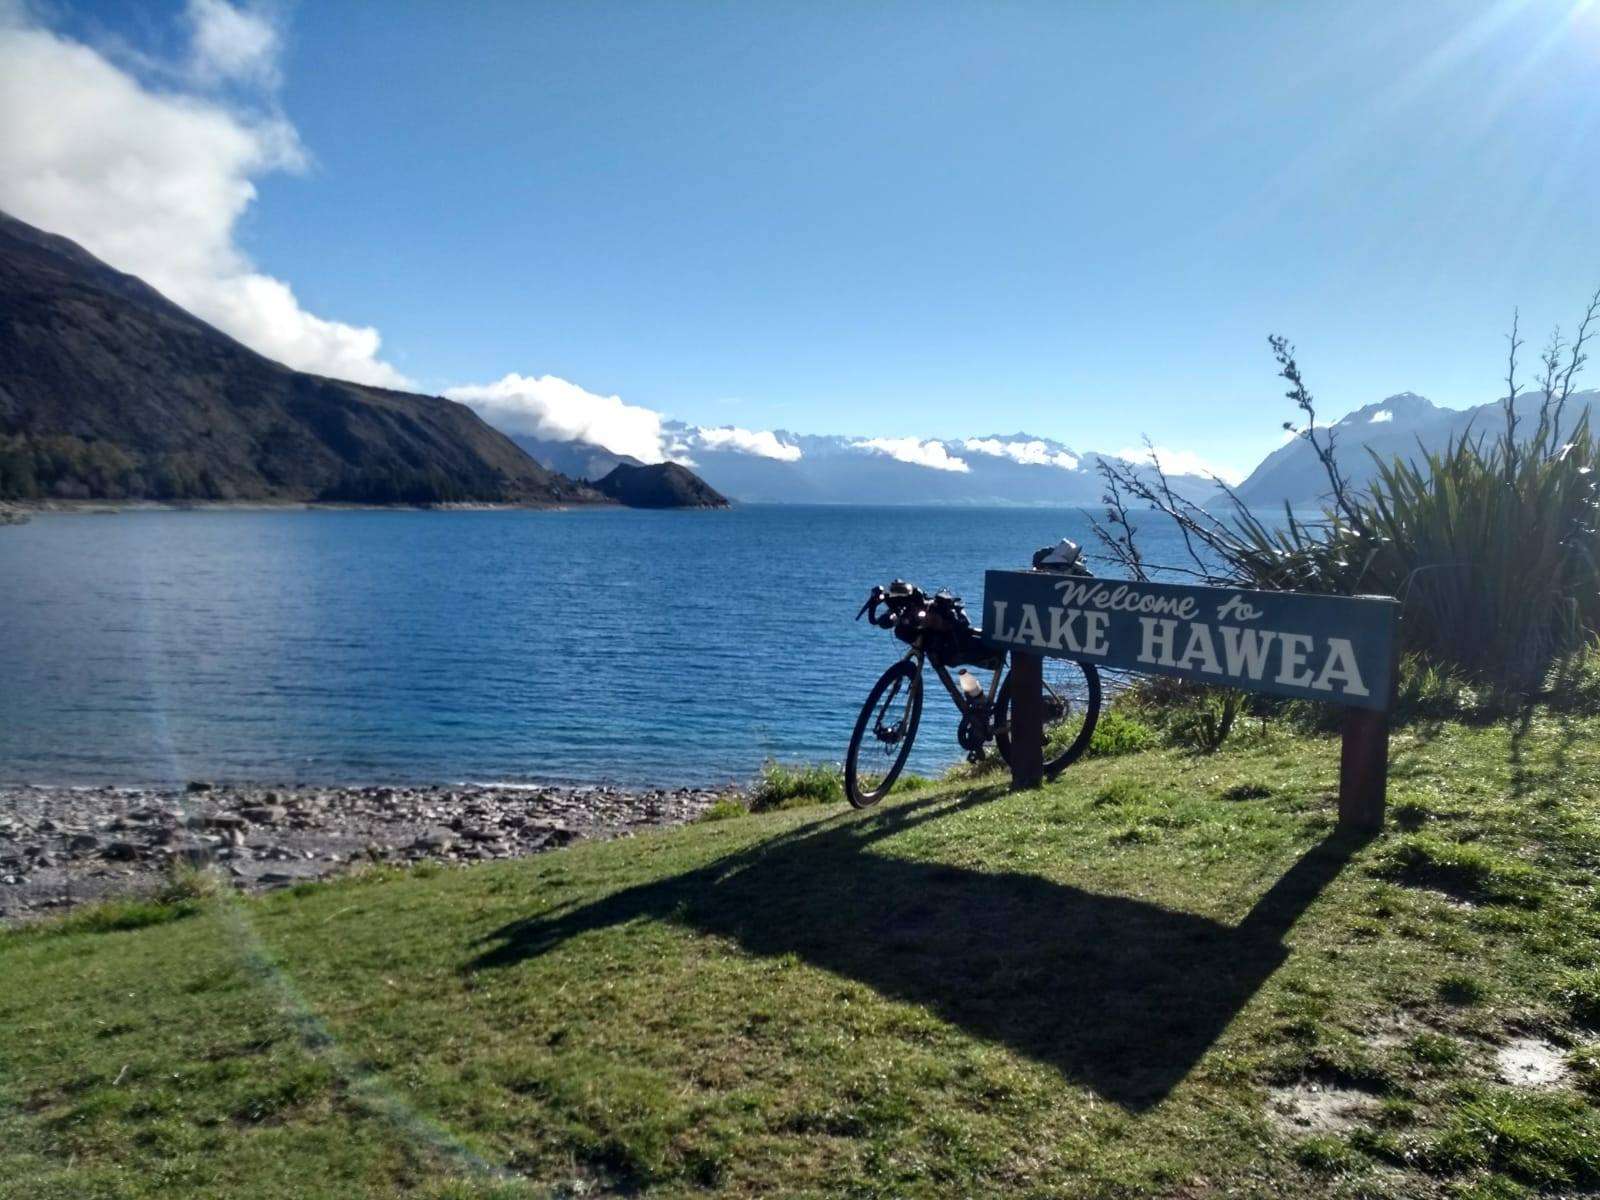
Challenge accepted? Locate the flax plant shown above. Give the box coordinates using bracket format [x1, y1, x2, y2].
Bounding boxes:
[1094, 291, 1600, 695]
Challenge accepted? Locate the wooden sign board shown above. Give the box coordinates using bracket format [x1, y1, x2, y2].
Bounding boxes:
[981, 571, 1399, 830]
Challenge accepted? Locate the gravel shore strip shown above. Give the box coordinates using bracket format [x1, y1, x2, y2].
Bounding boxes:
[0, 780, 737, 923]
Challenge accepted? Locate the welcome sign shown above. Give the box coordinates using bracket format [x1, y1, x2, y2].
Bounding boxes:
[982, 571, 1399, 712]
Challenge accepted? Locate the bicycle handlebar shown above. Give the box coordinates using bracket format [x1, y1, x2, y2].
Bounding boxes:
[856, 580, 961, 634]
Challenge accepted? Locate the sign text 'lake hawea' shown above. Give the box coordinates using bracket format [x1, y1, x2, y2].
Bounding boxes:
[981, 572, 1398, 712]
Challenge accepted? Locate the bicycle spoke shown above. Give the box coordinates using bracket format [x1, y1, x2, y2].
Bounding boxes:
[849, 664, 920, 803]
[995, 656, 1101, 775]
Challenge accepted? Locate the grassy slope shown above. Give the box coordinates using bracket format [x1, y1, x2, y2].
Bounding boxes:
[4, 715, 1600, 1199]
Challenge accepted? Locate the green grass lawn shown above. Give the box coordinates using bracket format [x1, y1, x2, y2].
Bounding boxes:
[5, 713, 1600, 1198]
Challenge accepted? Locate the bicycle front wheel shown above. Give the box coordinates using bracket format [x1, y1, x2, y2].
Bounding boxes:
[844, 660, 923, 809]
[994, 657, 1100, 776]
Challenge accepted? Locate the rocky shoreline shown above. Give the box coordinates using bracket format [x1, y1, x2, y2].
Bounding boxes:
[0, 780, 736, 924]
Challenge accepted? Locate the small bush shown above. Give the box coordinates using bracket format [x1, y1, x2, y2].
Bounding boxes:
[155, 865, 224, 905]
[1118, 676, 1248, 751]
[1083, 707, 1155, 758]
[697, 798, 748, 823]
[1168, 690, 1243, 752]
[1120, 678, 1254, 752]
[747, 761, 843, 811]
[1373, 835, 1544, 907]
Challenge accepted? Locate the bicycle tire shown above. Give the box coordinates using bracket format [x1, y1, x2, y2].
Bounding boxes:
[844, 659, 923, 808]
[993, 657, 1101, 776]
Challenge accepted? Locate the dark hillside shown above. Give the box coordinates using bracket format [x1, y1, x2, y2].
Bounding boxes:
[594, 461, 729, 508]
[0, 210, 594, 505]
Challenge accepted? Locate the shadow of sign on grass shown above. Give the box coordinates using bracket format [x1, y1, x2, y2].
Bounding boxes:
[471, 792, 1366, 1111]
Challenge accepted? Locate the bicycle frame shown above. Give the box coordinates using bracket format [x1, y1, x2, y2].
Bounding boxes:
[901, 641, 1005, 716]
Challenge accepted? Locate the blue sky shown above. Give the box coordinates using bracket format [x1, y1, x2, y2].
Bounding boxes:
[15, 1, 1600, 476]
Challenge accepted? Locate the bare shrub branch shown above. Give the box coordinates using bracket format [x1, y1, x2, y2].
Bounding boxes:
[1269, 335, 1364, 530]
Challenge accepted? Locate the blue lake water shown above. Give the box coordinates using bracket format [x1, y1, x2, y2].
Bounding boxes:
[0, 505, 1199, 787]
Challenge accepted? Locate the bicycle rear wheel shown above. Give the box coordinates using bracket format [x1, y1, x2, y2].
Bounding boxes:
[844, 659, 923, 808]
[994, 657, 1100, 776]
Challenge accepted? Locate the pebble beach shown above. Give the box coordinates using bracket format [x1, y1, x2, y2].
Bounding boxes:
[0, 779, 735, 923]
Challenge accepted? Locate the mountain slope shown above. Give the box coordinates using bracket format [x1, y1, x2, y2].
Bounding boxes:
[1232, 389, 1600, 509]
[0, 211, 596, 505]
[512, 437, 645, 484]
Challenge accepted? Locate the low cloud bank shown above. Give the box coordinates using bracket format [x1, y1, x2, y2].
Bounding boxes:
[1112, 445, 1243, 485]
[852, 437, 971, 473]
[963, 437, 1079, 470]
[447, 374, 803, 465]
[692, 426, 802, 461]
[446, 374, 671, 464]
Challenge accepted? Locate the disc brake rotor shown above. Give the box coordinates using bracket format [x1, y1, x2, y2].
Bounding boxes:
[874, 684, 908, 744]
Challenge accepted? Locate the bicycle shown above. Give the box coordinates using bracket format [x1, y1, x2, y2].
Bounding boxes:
[845, 575, 1101, 808]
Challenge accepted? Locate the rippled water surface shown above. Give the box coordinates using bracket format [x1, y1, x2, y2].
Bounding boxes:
[0, 505, 1197, 786]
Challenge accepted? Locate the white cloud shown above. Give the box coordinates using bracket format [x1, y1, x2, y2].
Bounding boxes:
[446, 375, 670, 464]
[446, 376, 803, 466]
[0, 5, 409, 387]
[962, 437, 1079, 470]
[692, 426, 802, 461]
[1369, 410, 1394, 423]
[664, 446, 698, 467]
[187, 0, 280, 88]
[1113, 445, 1243, 486]
[853, 437, 970, 473]
[448, 374, 805, 467]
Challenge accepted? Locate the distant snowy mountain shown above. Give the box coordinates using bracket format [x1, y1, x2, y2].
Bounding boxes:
[1231, 389, 1600, 509]
[509, 426, 1226, 507]
[494, 384, 1600, 512]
